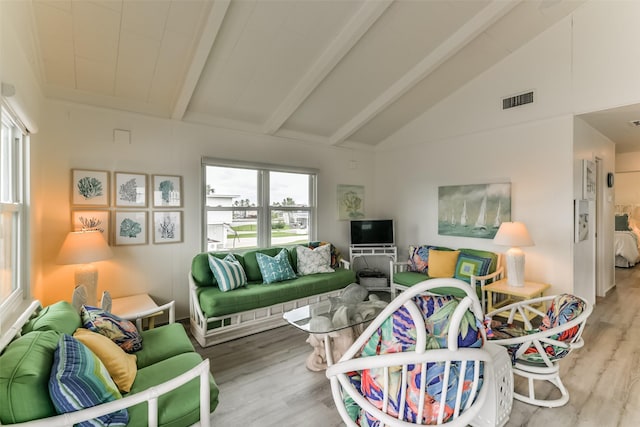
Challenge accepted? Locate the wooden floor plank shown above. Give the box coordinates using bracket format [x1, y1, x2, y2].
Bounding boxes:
[189, 266, 640, 426]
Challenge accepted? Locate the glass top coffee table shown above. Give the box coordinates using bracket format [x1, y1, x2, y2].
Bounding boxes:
[283, 296, 387, 371]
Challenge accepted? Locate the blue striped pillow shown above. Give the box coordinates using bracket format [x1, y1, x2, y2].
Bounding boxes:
[49, 334, 128, 426]
[208, 253, 248, 292]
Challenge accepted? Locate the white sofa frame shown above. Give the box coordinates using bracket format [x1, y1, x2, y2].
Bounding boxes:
[0, 300, 212, 427]
[390, 253, 504, 310]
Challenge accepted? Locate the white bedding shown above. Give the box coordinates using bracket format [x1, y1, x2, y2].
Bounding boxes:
[615, 230, 640, 266]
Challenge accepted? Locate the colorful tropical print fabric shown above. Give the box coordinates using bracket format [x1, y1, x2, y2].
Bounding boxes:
[488, 293, 586, 364]
[345, 295, 484, 425]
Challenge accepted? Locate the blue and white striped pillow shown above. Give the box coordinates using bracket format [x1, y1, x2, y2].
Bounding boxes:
[208, 253, 248, 292]
[49, 334, 128, 427]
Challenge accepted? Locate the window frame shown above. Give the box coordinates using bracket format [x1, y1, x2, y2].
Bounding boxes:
[0, 101, 30, 320]
[201, 157, 318, 251]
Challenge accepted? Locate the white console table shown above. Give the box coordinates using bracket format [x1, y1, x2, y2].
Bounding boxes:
[349, 246, 397, 291]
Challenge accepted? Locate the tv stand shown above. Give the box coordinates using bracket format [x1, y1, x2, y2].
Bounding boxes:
[349, 246, 397, 291]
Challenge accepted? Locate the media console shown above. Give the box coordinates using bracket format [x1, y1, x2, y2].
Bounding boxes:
[349, 246, 397, 291]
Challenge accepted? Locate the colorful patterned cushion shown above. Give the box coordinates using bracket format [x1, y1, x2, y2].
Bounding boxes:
[407, 245, 432, 273]
[489, 294, 586, 364]
[208, 253, 247, 292]
[256, 249, 297, 284]
[308, 241, 341, 269]
[73, 328, 137, 393]
[346, 295, 483, 425]
[296, 244, 335, 275]
[81, 306, 142, 353]
[454, 252, 493, 283]
[427, 249, 460, 278]
[49, 334, 128, 426]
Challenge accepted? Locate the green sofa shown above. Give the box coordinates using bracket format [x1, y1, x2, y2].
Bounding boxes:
[189, 244, 357, 347]
[0, 300, 218, 426]
[391, 246, 504, 309]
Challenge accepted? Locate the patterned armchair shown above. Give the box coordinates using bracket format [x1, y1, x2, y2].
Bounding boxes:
[486, 293, 592, 407]
[326, 278, 513, 427]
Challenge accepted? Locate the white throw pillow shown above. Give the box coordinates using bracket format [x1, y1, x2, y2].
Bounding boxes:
[297, 244, 335, 275]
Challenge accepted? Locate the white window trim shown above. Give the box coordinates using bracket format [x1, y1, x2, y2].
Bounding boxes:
[201, 157, 318, 251]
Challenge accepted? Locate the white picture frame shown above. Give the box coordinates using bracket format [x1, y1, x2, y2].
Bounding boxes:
[583, 159, 596, 200]
[153, 211, 183, 244]
[152, 174, 182, 208]
[114, 172, 147, 208]
[114, 211, 147, 246]
[71, 169, 109, 206]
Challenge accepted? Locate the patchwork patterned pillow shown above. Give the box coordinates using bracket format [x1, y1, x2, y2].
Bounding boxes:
[308, 241, 341, 269]
[454, 253, 493, 283]
[208, 253, 247, 292]
[81, 306, 142, 353]
[256, 249, 297, 284]
[297, 244, 335, 275]
[407, 245, 432, 273]
[49, 334, 128, 426]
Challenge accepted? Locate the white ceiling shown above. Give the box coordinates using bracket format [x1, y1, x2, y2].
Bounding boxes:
[26, 0, 636, 150]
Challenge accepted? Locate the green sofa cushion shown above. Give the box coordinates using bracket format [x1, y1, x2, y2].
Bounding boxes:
[127, 353, 219, 427]
[197, 268, 356, 318]
[135, 324, 195, 369]
[0, 331, 60, 424]
[22, 301, 81, 335]
[393, 271, 473, 299]
[242, 247, 285, 282]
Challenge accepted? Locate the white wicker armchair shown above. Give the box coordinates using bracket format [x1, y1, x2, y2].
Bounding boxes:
[326, 278, 513, 427]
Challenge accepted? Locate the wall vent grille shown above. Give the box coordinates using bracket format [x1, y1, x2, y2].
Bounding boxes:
[502, 91, 534, 109]
[629, 120, 640, 127]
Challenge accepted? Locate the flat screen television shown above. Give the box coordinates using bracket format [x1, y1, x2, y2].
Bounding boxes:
[350, 219, 394, 246]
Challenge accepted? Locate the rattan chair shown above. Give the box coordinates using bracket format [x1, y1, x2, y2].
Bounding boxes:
[486, 293, 592, 408]
[326, 278, 513, 427]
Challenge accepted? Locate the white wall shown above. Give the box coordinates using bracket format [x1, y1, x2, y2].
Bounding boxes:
[31, 101, 375, 316]
[616, 152, 640, 173]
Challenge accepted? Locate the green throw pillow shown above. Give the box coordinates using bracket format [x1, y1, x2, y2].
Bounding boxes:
[454, 253, 493, 283]
[256, 249, 297, 284]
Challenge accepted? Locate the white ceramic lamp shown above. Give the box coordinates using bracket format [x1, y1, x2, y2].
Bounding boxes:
[493, 222, 534, 287]
[57, 231, 113, 306]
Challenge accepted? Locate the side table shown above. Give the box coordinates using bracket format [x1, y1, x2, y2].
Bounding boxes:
[111, 294, 163, 330]
[483, 279, 550, 322]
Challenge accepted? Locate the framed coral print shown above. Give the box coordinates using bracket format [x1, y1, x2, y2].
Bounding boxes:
[153, 211, 183, 244]
[72, 209, 111, 244]
[71, 169, 109, 206]
[583, 159, 596, 200]
[152, 175, 182, 208]
[114, 172, 147, 207]
[113, 211, 147, 246]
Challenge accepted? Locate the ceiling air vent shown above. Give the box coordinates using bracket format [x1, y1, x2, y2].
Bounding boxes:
[629, 120, 640, 127]
[502, 91, 534, 110]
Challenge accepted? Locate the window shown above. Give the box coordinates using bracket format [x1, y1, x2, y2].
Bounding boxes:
[203, 158, 317, 250]
[0, 103, 28, 308]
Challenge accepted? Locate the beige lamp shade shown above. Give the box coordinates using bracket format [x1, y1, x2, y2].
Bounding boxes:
[493, 222, 534, 287]
[57, 231, 113, 306]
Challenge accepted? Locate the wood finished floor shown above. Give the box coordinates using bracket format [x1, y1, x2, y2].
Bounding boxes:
[190, 266, 640, 427]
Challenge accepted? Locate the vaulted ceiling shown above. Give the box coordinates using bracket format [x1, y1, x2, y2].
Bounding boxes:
[27, 0, 587, 148]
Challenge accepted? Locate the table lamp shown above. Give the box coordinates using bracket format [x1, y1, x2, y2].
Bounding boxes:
[57, 230, 113, 306]
[493, 221, 534, 287]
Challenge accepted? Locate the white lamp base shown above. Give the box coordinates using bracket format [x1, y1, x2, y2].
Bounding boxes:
[505, 247, 526, 287]
[75, 263, 99, 306]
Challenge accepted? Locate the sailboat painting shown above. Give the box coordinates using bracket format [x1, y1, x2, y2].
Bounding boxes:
[438, 183, 511, 239]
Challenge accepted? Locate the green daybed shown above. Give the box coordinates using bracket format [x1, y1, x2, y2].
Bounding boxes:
[0, 300, 218, 426]
[189, 244, 357, 347]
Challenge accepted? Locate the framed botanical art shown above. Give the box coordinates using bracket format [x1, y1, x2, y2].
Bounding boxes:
[152, 174, 182, 207]
[153, 211, 183, 244]
[71, 169, 109, 206]
[113, 211, 147, 246]
[71, 209, 111, 244]
[337, 184, 365, 220]
[114, 172, 147, 208]
[582, 159, 596, 200]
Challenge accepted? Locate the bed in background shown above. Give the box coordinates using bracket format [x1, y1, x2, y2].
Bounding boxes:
[615, 210, 640, 268]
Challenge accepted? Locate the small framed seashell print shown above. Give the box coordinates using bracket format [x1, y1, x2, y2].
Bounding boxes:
[114, 172, 147, 208]
[71, 169, 110, 207]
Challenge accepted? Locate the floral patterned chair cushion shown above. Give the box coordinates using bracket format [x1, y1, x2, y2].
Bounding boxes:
[345, 295, 484, 425]
[488, 293, 586, 364]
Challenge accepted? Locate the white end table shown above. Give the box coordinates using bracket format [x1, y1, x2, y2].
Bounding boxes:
[111, 294, 162, 329]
